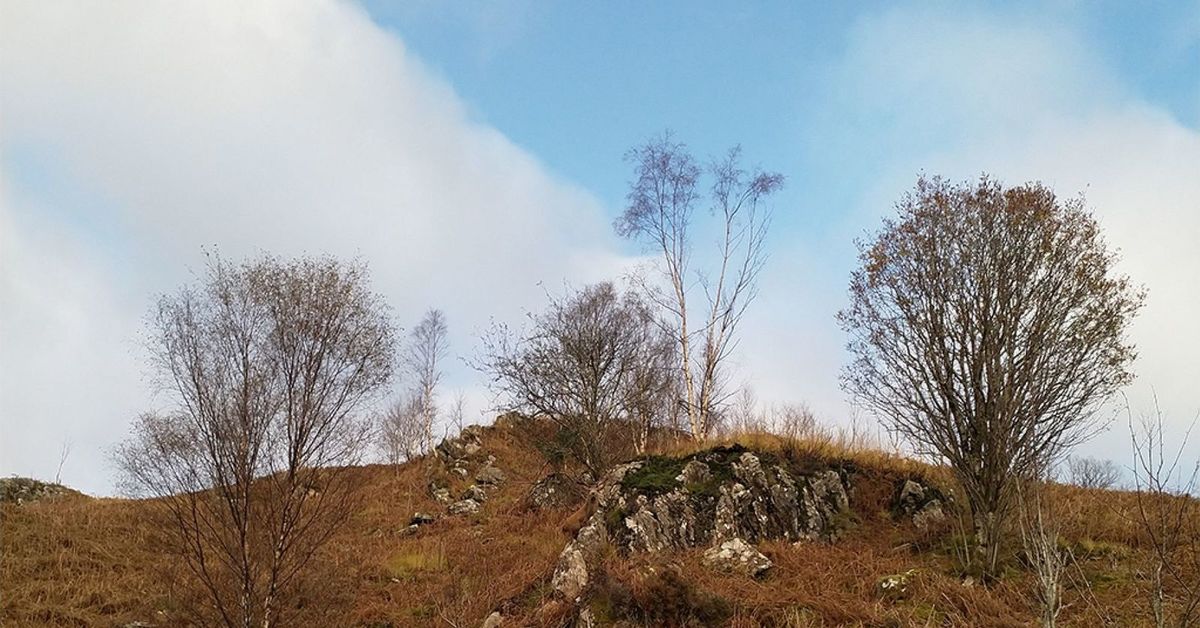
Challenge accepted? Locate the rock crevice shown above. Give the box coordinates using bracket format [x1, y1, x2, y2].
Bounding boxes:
[550, 446, 852, 601]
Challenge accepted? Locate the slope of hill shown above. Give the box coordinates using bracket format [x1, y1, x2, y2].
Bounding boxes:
[0, 418, 1191, 627]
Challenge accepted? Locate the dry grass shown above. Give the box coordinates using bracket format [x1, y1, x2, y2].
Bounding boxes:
[2, 422, 1197, 627]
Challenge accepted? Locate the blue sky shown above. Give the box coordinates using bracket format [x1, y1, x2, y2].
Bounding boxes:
[1, 1, 1197, 494]
[365, 1, 1198, 207]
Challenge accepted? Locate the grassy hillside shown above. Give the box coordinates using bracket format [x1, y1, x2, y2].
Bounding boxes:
[1, 422, 1193, 627]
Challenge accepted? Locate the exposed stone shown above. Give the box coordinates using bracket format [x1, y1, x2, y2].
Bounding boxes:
[876, 568, 919, 601]
[475, 464, 507, 486]
[551, 543, 590, 601]
[463, 484, 488, 503]
[550, 448, 851, 601]
[480, 611, 503, 628]
[702, 537, 773, 578]
[448, 499, 480, 515]
[430, 484, 453, 505]
[528, 472, 583, 510]
[676, 459, 711, 485]
[410, 512, 436, 526]
[435, 425, 484, 462]
[912, 500, 946, 529]
[893, 478, 948, 529]
[0, 477, 76, 505]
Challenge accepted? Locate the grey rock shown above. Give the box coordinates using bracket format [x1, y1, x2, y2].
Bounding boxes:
[676, 459, 711, 485]
[528, 472, 583, 510]
[912, 500, 945, 529]
[877, 568, 919, 601]
[480, 611, 503, 628]
[435, 426, 484, 462]
[551, 451, 851, 600]
[893, 478, 948, 528]
[463, 484, 488, 503]
[702, 537, 773, 577]
[552, 543, 590, 601]
[410, 512, 436, 526]
[430, 485, 453, 505]
[475, 464, 507, 486]
[448, 499, 480, 515]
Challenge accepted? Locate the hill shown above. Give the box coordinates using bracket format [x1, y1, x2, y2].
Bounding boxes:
[0, 418, 1192, 627]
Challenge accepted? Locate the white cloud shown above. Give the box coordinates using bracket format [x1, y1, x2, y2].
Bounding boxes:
[0, 0, 630, 493]
[756, 3, 1200, 467]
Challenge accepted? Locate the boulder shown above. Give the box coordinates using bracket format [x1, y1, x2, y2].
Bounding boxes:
[463, 484, 488, 503]
[448, 499, 480, 515]
[702, 537, 773, 577]
[893, 478, 947, 529]
[409, 512, 437, 526]
[550, 447, 851, 600]
[475, 464, 507, 486]
[480, 611, 503, 628]
[876, 569, 919, 601]
[430, 484, 453, 505]
[435, 426, 484, 462]
[528, 472, 583, 510]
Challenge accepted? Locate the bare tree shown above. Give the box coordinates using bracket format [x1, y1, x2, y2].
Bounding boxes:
[839, 175, 1144, 575]
[447, 391, 467, 437]
[1130, 404, 1200, 627]
[724, 385, 763, 435]
[1017, 481, 1069, 628]
[617, 133, 783, 440]
[769, 402, 818, 441]
[54, 437, 71, 485]
[380, 396, 427, 464]
[405, 308, 448, 452]
[479, 282, 675, 476]
[1067, 455, 1122, 490]
[114, 254, 395, 628]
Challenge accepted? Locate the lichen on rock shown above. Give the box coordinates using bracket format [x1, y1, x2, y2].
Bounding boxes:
[549, 446, 852, 602]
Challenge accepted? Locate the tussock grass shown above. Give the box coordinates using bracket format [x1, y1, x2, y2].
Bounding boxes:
[2, 420, 1196, 627]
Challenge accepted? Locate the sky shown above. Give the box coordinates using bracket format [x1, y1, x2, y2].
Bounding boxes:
[1, 1, 1197, 495]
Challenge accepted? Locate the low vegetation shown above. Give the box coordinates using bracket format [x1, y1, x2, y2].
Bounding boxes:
[4, 420, 1198, 627]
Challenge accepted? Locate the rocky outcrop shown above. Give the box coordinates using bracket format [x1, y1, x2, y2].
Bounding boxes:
[0, 477, 77, 505]
[430, 425, 508, 519]
[449, 498, 480, 515]
[893, 478, 947, 529]
[702, 537, 773, 577]
[435, 425, 484, 462]
[549, 446, 852, 602]
[475, 464, 507, 486]
[527, 472, 583, 511]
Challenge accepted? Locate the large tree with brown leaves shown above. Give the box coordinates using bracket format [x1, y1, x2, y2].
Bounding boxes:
[839, 175, 1144, 575]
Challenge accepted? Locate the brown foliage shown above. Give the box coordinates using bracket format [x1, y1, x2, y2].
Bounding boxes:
[839, 175, 1144, 575]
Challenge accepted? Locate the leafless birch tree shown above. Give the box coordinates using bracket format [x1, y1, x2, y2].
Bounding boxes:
[1130, 404, 1200, 627]
[617, 133, 783, 440]
[479, 282, 675, 475]
[115, 254, 395, 628]
[405, 308, 448, 452]
[839, 175, 1143, 576]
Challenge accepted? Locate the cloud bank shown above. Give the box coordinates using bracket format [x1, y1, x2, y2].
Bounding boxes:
[0, 0, 629, 493]
[742, 4, 1200, 464]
